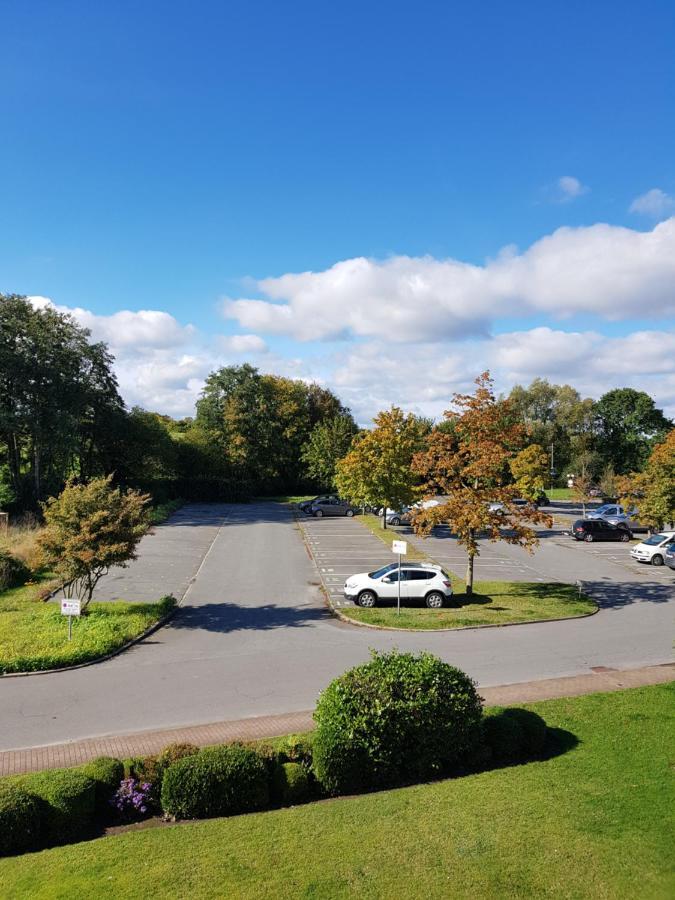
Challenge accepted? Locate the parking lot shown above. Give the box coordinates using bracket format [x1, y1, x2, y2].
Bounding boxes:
[297, 508, 675, 609]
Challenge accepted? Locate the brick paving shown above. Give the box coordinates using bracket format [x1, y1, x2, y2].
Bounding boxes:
[1, 663, 672, 776]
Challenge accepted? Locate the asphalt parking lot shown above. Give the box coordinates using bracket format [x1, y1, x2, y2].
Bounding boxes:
[297, 507, 675, 606]
[297, 514, 396, 608]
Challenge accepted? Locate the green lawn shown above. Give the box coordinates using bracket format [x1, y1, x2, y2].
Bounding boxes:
[1, 684, 673, 898]
[0, 578, 175, 674]
[340, 580, 596, 628]
[256, 495, 315, 504]
[547, 487, 573, 501]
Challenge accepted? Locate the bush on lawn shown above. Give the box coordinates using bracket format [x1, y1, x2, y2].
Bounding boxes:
[0, 549, 30, 591]
[312, 650, 483, 795]
[161, 744, 269, 820]
[81, 757, 124, 814]
[24, 769, 96, 845]
[0, 782, 42, 857]
[283, 734, 314, 767]
[271, 761, 312, 805]
[126, 756, 163, 810]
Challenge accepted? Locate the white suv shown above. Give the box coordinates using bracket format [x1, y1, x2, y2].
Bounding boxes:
[630, 531, 675, 567]
[344, 562, 454, 608]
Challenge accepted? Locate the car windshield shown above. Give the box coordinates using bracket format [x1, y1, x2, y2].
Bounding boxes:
[368, 563, 397, 579]
[643, 533, 668, 546]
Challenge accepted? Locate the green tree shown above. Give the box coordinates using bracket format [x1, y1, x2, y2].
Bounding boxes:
[302, 414, 359, 489]
[335, 407, 429, 528]
[617, 429, 675, 529]
[36, 475, 150, 610]
[509, 444, 549, 501]
[412, 373, 551, 594]
[595, 388, 672, 475]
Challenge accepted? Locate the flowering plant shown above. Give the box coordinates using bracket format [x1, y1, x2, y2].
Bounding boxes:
[111, 778, 153, 821]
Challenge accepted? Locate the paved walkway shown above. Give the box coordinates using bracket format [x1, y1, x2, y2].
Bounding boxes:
[2, 664, 672, 775]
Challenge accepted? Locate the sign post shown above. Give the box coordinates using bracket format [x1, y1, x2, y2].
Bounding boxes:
[391, 540, 407, 616]
[61, 598, 81, 641]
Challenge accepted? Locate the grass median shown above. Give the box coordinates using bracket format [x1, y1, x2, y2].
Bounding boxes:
[0, 578, 176, 674]
[1, 683, 672, 898]
[339, 579, 596, 628]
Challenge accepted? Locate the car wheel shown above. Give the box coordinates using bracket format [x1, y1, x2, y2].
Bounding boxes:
[345, 509, 354, 517]
[357, 590, 377, 608]
[620, 532, 630, 543]
[584, 533, 594, 543]
[314, 509, 323, 518]
[425, 591, 445, 609]
[390, 517, 400, 526]
[651, 554, 664, 565]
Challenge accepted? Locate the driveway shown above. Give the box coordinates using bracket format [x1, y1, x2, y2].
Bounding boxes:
[1, 502, 673, 751]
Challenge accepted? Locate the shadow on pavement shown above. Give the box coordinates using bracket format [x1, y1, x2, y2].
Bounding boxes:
[583, 580, 674, 609]
[156, 502, 302, 529]
[166, 601, 330, 633]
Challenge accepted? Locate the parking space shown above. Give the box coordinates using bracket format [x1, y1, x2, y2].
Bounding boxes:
[296, 513, 396, 608]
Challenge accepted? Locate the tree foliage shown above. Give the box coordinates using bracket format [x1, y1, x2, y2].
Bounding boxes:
[335, 407, 429, 527]
[595, 388, 672, 475]
[509, 444, 549, 501]
[301, 414, 358, 489]
[412, 373, 552, 593]
[36, 475, 150, 609]
[617, 429, 675, 528]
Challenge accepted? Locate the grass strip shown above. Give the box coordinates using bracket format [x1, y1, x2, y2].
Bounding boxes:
[0, 579, 175, 674]
[359, 514, 428, 560]
[0, 683, 672, 898]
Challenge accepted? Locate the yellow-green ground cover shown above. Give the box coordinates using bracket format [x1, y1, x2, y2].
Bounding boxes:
[1, 684, 672, 898]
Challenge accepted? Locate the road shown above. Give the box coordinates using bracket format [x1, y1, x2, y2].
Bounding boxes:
[1, 502, 673, 751]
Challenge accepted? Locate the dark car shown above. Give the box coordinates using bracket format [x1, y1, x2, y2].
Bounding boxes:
[311, 498, 358, 518]
[298, 495, 337, 514]
[572, 519, 632, 542]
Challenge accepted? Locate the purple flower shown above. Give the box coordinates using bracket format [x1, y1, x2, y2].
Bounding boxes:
[111, 777, 153, 821]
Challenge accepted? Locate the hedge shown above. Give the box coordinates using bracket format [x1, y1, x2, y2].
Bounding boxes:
[0, 782, 42, 857]
[23, 769, 96, 845]
[0, 549, 30, 591]
[81, 757, 124, 814]
[271, 762, 312, 805]
[312, 650, 483, 795]
[161, 744, 269, 820]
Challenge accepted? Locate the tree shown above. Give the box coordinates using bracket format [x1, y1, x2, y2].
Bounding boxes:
[302, 414, 359, 489]
[36, 476, 150, 610]
[411, 373, 551, 594]
[335, 407, 429, 528]
[509, 444, 549, 501]
[595, 388, 672, 475]
[617, 429, 675, 529]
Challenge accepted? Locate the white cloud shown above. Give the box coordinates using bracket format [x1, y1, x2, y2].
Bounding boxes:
[218, 333, 268, 354]
[557, 175, 589, 201]
[629, 188, 675, 218]
[224, 217, 675, 342]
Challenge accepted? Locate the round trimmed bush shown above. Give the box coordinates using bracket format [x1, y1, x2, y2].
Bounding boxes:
[271, 762, 312, 805]
[156, 742, 199, 770]
[0, 550, 30, 591]
[312, 650, 483, 795]
[503, 708, 547, 758]
[81, 757, 124, 814]
[283, 734, 314, 766]
[161, 744, 269, 820]
[481, 711, 525, 765]
[0, 782, 42, 857]
[25, 769, 96, 844]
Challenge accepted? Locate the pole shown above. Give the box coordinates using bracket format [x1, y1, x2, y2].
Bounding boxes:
[397, 552, 401, 615]
[68, 615, 72, 641]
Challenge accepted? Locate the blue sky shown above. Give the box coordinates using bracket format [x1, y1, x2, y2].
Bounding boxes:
[2, 1, 675, 421]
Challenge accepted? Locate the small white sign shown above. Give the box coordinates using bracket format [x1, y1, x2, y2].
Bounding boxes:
[61, 599, 81, 616]
[392, 540, 407, 555]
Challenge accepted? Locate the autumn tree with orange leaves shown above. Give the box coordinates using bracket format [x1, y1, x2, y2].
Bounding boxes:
[411, 372, 552, 594]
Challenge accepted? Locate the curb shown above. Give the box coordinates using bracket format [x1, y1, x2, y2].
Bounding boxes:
[295, 511, 600, 633]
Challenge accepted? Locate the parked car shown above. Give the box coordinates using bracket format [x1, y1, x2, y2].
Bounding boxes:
[572, 519, 632, 542]
[630, 531, 675, 567]
[343, 562, 454, 608]
[386, 507, 413, 526]
[664, 542, 675, 571]
[298, 494, 337, 514]
[586, 503, 625, 520]
[310, 498, 358, 518]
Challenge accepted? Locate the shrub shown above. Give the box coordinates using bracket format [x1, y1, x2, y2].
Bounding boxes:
[283, 734, 314, 767]
[111, 778, 153, 822]
[0, 782, 42, 857]
[156, 742, 199, 770]
[81, 757, 124, 814]
[24, 769, 95, 844]
[127, 756, 163, 810]
[161, 744, 269, 820]
[0, 549, 30, 591]
[503, 708, 548, 758]
[312, 650, 483, 795]
[481, 710, 525, 765]
[271, 762, 312, 805]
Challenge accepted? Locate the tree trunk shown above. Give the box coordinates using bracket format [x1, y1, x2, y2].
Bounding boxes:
[382, 501, 388, 530]
[466, 552, 474, 595]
